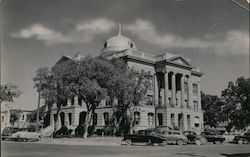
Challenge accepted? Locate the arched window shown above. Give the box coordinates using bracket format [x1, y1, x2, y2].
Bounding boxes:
[148, 113, 154, 126]
[103, 112, 109, 126]
[93, 113, 97, 126]
[134, 112, 140, 125]
[158, 113, 163, 126]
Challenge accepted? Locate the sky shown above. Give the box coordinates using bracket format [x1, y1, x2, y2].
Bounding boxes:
[0, 0, 249, 110]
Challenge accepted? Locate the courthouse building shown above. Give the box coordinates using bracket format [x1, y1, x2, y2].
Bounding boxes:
[49, 26, 204, 133]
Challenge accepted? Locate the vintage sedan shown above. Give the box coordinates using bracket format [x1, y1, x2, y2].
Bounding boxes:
[11, 130, 41, 142]
[201, 131, 225, 144]
[159, 130, 188, 145]
[233, 132, 250, 144]
[1, 127, 20, 140]
[183, 131, 206, 145]
[123, 129, 166, 146]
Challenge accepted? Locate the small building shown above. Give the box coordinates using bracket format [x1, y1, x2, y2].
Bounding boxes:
[1, 104, 33, 132]
[50, 25, 204, 133]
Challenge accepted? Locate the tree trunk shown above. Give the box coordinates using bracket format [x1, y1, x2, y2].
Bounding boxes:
[83, 110, 93, 138]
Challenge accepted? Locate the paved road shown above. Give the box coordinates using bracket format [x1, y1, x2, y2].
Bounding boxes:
[1, 141, 250, 157]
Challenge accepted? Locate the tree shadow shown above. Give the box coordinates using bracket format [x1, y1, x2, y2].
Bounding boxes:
[221, 153, 250, 157]
[175, 153, 206, 157]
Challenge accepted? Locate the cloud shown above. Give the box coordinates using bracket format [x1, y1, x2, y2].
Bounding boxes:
[76, 18, 115, 33]
[124, 19, 249, 56]
[213, 31, 249, 55]
[11, 18, 249, 56]
[11, 18, 116, 45]
[124, 20, 211, 49]
[11, 24, 72, 44]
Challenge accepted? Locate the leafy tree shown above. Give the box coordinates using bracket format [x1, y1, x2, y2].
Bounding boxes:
[0, 84, 22, 103]
[111, 67, 151, 134]
[10, 109, 22, 126]
[201, 92, 224, 128]
[221, 77, 250, 130]
[34, 67, 57, 110]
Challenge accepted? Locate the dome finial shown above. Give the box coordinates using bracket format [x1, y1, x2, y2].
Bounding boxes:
[118, 22, 122, 36]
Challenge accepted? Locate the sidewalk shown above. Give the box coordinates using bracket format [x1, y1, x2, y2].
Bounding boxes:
[38, 136, 123, 146]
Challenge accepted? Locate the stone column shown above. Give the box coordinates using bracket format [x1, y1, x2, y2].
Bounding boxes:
[153, 73, 159, 106]
[187, 76, 193, 109]
[164, 71, 169, 107]
[181, 75, 185, 108]
[171, 72, 176, 106]
[65, 113, 69, 127]
[50, 111, 54, 127]
[197, 82, 201, 110]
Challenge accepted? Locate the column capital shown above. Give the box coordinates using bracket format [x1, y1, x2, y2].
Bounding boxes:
[172, 71, 177, 75]
[185, 74, 191, 78]
[163, 70, 169, 73]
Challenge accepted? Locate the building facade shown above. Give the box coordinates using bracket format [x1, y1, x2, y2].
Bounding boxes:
[1, 104, 32, 132]
[50, 26, 204, 133]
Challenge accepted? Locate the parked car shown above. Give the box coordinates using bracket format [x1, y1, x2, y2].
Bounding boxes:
[11, 129, 41, 142]
[183, 131, 206, 145]
[158, 130, 188, 145]
[201, 131, 225, 144]
[123, 129, 166, 146]
[223, 132, 243, 142]
[1, 127, 20, 140]
[233, 132, 250, 144]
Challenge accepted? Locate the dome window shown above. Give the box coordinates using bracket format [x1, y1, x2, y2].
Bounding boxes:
[130, 42, 133, 48]
[104, 42, 108, 48]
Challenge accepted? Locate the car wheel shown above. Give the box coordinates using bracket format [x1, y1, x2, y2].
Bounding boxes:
[237, 139, 244, 144]
[214, 141, 220, 144]
[177, 139, 184, 145]
[195, 139, 202, 145]
[125, 139, 132, 146]
[152, 142, 160, 146]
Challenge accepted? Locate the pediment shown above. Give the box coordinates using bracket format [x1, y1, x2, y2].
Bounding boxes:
[168, 56, 191, 67]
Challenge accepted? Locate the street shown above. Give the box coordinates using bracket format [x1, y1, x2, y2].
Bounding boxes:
[1, 141, 250, 157]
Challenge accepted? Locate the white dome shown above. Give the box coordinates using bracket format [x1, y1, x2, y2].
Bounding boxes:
[101, 24, 136, 56]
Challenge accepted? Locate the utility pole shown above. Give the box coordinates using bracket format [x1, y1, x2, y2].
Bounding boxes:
[36, 78, 41, 132]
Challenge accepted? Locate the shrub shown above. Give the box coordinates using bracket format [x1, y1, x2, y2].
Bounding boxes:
[75, 125, 85, 136]
[88, 125, 95, 136]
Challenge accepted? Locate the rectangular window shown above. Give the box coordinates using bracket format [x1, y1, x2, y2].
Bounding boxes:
[185, 100, 188, 108]
[158, 113, 163, 126]
[68, 113, 72, 125]
[146, 95, 153, 106]
[184, 82, 188, 93]
[93, 113, 97, 126]
[149, 76, 153, 90]
[193, 101, 198, 110]
[1, 116, 4, 122]
[148, 113, 154, 126]
[134, 112, 140, 125]
[104, 112, 109, 126]
[171, 114, 175, 128]
[193, 84, 198, 95]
